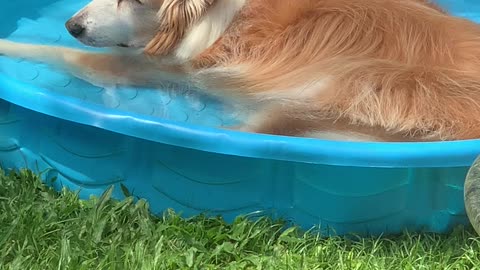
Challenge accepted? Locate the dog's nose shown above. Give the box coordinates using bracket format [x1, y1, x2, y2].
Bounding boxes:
[65, 19, 85, 38]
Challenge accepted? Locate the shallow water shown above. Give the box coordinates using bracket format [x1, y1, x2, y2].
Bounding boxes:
[0, 0, 246, 128]
[1, 0, 480, 129]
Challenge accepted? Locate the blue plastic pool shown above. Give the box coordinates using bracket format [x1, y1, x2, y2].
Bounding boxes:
[1, 0, 480, 236]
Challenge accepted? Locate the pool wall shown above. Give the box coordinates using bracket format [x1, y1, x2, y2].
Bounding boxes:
[0, 97, 472, 236]
[1, 0, 480, 236]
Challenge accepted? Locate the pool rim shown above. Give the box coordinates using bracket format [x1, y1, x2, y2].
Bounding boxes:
[1, 73, 480, 168]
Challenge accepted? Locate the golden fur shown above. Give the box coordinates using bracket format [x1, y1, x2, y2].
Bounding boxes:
[189, 0, 480, 141]
[145, 0, 215, 55]
[2, 0, 480, 142]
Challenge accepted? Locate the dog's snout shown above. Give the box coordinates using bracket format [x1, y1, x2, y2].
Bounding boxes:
[66, 19, 86, 38]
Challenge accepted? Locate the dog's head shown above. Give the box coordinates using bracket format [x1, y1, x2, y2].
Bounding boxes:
[65, 0, 215, 55]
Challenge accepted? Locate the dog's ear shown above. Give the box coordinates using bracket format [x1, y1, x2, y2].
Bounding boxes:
[144, 0, 215, 56]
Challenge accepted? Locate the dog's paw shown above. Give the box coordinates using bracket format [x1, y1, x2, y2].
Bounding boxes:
[0, 39, 12, 47]
[0, 39, 18, 56]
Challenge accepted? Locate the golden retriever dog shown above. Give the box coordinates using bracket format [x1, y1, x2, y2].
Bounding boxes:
[1, 0, 480, 142]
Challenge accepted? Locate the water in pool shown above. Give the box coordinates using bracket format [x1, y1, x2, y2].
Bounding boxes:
[1, 0, 480, 130]
[0, 0, 248, 129]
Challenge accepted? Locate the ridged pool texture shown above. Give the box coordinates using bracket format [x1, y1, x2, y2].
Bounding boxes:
[1, 0, 480, 236]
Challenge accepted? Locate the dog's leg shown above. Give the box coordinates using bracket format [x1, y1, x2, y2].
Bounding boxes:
[227, 105, 318, 136]
[0, 39, 186, 87]
[230, 105, 399, 141]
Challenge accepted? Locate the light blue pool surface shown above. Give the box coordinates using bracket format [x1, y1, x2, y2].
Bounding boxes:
[1, 0, 480, 236]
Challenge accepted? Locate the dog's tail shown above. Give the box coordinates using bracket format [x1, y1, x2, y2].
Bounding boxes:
[195, 57, 480, 140]
[325, 58, 480, 140]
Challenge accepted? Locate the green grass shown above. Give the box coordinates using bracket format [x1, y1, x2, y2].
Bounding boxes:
[1, 170, 480, 269]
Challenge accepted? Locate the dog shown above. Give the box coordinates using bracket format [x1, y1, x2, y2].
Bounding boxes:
[1, 0, 480, 142]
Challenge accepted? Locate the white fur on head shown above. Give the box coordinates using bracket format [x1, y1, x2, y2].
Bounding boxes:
[67, 0, 159, 48]
[67, 0, 245, 60]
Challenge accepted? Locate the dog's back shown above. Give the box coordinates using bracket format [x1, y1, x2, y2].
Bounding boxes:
[189, 0, 480, 141]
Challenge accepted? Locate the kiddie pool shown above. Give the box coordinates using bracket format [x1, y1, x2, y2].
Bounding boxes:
[1, 0, 480, 237]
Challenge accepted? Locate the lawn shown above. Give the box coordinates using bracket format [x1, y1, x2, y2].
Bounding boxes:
[1, 169, 480, 269]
